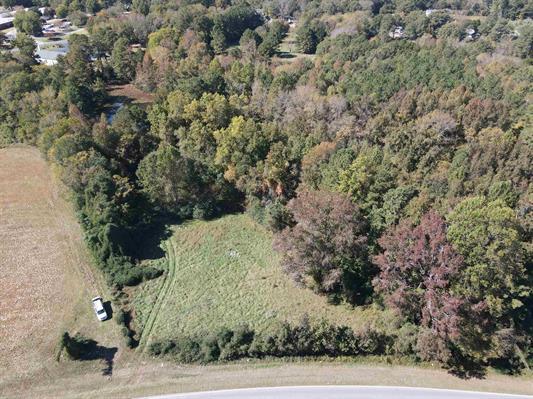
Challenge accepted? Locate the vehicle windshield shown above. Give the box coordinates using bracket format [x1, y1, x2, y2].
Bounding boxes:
[97, 309, 105, 314]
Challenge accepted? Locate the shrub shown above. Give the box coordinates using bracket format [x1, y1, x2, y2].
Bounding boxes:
[115, 309, 126, 325]
[265, 200, 292, 232]
[219, 325, 255, 360]
[356, 327, 393, 355]
[68, 11, 88, 27]
[174, 337, 202, 363]
[125, 336, 136, 348]
[393, 323, 419, 356]
[200, 335, 221, 362]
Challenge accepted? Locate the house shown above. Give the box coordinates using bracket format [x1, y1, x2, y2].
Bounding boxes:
[36, 40, 69, 65]
[0, 16, 14, 30]
[464, 27, 478, 41]
[389, 26, 405, 39]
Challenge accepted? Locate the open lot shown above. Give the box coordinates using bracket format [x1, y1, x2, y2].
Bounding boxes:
[0, 146, 122, 396]
[133, 214, 396, 349]
[275, 23, 315, 63]
[107, 84, 155, 105]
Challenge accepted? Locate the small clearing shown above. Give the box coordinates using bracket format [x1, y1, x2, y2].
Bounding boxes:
[107, 84, 154, 105]
[133, 214, 394, 348]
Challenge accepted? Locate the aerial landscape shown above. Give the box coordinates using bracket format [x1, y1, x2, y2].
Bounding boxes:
[0, 0, 531, 397]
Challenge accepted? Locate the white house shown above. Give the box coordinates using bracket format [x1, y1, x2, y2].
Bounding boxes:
[36, 40, 69, 65]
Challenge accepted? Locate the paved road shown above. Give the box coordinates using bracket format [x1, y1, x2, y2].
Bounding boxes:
[139, 386, 533, 399]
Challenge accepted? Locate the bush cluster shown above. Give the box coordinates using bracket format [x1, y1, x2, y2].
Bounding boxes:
[148, 319, 394, 364]
[115, 309, 138, 348]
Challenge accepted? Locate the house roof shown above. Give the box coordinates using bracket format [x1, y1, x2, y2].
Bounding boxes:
[37, 48, 68, 61]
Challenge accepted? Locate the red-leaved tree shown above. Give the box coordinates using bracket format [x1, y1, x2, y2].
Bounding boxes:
[373, 211, 464, 363]
[274, 189, 369, 302]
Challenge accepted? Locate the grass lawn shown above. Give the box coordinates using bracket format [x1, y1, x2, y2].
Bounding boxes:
[275, 23, 315, 62]
[133, 214, 395, 348]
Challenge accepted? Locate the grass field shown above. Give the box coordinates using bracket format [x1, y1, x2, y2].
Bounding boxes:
[0, 146, 123, 395]
[132, 214, 395, 348]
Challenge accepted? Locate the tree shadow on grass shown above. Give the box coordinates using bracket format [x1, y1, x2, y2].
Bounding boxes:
[447, 352, 487, 379]
[277, 52, 296, 59]
[127, 216, 179, 260]
[77, 340, 118, 377]
[63, 333, 118, 376]
[448, 365, 486, 380]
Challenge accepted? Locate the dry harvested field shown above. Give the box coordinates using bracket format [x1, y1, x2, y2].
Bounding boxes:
[0, 146, 122, 396]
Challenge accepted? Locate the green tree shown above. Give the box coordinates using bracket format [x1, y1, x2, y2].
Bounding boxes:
[296, 20, 327, 54]
[213, 116, 269, 184]
[447, 197, 527, 320]
[111, 38, 136, 82]
[338, 146, 395, 213]
[14, 10, 42, 36]
[85, 0, 98, 13]
[178, 92, 236, 164]
[56, 4, 68, 18]
[211, 22, 227, 53]
[137, 144, 233, 218]
[60, 36, 96, 114]
[137, 144, 197, 211]
[132, 0, 150, 15]
[13, 33, 37, 65]
[258, 20, 288, 57]
[68, 10, 88, 27]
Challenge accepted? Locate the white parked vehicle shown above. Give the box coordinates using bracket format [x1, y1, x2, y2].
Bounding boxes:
[92, 296, 108, 321]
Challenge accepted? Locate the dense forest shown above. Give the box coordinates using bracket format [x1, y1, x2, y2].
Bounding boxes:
[1, 0, 531, 377]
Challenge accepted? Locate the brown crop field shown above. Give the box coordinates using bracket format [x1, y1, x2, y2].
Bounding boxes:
[0, 146, 122, 396]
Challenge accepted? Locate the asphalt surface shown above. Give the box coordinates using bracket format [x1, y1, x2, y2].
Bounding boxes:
[139, 386, 533, 399]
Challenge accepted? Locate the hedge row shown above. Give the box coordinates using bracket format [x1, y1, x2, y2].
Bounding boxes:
[148, 319, 396, 364]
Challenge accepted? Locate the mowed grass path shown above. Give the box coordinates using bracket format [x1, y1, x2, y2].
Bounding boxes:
[135, 214, 390, 345]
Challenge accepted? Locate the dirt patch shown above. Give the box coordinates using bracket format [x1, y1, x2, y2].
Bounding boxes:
[107, 84, 154, 105]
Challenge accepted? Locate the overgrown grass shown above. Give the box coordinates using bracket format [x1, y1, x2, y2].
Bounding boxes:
[133, 214, 395, 345]
[129, 258, 167, 334]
